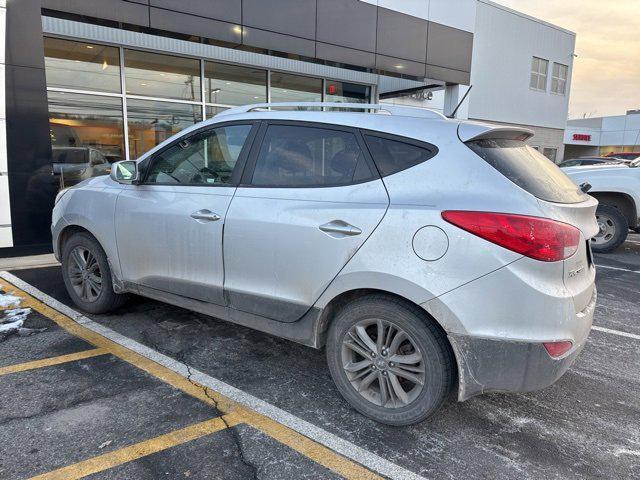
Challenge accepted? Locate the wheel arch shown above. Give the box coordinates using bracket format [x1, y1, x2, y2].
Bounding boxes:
[591, 191, 638, 228]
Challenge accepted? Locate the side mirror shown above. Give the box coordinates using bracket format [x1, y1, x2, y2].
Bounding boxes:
[110, 160, 139, 184]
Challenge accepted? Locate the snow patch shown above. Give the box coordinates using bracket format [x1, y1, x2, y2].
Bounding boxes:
[0, 293, 21, 308]
[614, 448, 640, 457]
[0, 308, 32, 333]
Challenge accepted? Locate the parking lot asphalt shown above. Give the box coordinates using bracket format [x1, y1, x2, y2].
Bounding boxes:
[2, 234, 640, 479]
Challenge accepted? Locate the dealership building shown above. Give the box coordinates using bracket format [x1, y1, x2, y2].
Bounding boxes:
[563, 110, 640, 159]
[0, 0, 575, 253]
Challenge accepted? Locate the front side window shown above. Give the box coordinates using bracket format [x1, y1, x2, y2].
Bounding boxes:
[145, 125, 252, 185]
[364, 135, 437, 177]
[530, 57, 549, 91]
[251, 125, 374, 187]
[551, 63, 568, 94]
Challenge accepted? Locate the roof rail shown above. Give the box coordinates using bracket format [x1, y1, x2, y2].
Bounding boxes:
[216, 102, 447, 120]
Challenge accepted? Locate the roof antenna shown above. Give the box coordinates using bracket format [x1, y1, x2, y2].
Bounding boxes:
[447, 85, 473, 119]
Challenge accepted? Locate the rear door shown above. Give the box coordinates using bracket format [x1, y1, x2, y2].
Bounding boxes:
[223, 121, 389, 322]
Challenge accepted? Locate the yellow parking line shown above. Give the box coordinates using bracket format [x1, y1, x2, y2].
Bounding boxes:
[0, 348, 108, 376]
[29, 415, 234, 480]
[0, 279, 383, 480]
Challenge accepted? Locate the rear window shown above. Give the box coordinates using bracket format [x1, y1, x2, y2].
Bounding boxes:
[467, 139, 588, 204]
[364, 135, 437, 177]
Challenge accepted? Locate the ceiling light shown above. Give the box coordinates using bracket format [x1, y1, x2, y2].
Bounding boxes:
[394, 64, 404, 69]
[233, 26, 243, 34]
[85, 45, 94, 49]
[140, 83, 147, 86]
[210, 88, 221, 94]
[102, 59, 108, 70]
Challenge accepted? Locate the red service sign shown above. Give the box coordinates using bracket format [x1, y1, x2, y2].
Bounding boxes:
[572, 133, 592, 141]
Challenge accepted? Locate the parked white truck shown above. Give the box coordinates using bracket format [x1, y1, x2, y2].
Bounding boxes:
[565, 159, 640, 252]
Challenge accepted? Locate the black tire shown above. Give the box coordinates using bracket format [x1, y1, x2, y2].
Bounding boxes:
[592, 204, 628, 253]
[326, 295, 455, 426]
[61, 232, 128, 314]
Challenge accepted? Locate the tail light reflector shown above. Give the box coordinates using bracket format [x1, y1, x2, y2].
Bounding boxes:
[441, 211, 580, 262]
[543, 341, 573, 358]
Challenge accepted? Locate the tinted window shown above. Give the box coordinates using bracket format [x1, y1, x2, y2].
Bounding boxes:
[467, 139, 588, 204]
[364, 135, 437, 176]
[251, 125, 374, 187]
[146, 125, 252, 185]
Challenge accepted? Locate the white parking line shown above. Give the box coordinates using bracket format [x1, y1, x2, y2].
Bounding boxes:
[596, 264, 640, 274]
[0, 271, 425, 480]
[592, 326, 640, 341]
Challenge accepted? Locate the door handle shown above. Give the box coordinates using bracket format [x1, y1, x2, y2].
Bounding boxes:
[190, 209, 221, 222]
[319, 220, 362, 237]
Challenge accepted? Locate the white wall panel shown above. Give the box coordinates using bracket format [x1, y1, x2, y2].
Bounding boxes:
[467, 0, 575, 129]
[428, 0, 476, 33]
[0, 1, 10, 247]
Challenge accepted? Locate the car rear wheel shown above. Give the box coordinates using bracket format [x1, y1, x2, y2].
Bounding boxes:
[326, 295, 455, 426]
[592, 204, 628, 253]
[61, 232, 128, 314]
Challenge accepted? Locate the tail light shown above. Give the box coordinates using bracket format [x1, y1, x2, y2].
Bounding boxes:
[441, 211, 580, 262]
[543, 341, 573, 358]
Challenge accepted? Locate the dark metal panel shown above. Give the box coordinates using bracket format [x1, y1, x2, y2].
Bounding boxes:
[427, 23, 473, 73]
[242, 27, 316, 57]
[41, 0, 150, 27]
[5, 66, 56, 247]
[243, 0, 316, 40]
[315, 42, 376, 68]
[5, 0, 56, 249]
[149, 0, 241, 24]
[6, 0, 48, 69]
[426, 64, 471, 85]
[316, 0, 377, 53]
[149, 7, 242, 44]
[376, 8, 428, 63]
[376, 54, 426, 78]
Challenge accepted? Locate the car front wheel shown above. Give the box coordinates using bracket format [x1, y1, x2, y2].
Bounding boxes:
[61, 231, 128, 314]
[326, 295, 455, 426]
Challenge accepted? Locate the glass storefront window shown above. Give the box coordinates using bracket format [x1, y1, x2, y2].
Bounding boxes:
[324, 81, 370, 103]
[127, 99, 203, 159]
[48, 91, 125, 188]
[205, 106, 229, 119]
[270, 72, 322, 103]
[124, 50, 201, 101]
[44, 38, 121, 93]
[204, 62, 267, 105]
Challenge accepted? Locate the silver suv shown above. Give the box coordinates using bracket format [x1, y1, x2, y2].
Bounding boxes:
[52, 103, 598, 425]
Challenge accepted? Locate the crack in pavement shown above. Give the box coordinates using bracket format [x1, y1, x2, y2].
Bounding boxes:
[140, 327, 260, 480]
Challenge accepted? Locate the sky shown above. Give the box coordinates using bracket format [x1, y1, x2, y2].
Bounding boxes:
[496, 0, 640, 119]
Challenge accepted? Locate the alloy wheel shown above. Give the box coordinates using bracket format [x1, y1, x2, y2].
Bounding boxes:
[68, 246, 103, 302]
[593, 213, 616, 246]
[341, 318, 425, 408]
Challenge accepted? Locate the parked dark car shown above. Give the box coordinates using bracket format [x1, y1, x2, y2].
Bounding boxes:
[559, 157, 622, 168]
[604, 152, 640, 161]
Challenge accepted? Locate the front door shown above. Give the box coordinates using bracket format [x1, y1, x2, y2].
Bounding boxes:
[224, 122, 389, 322]
[115, 123, 255, 304]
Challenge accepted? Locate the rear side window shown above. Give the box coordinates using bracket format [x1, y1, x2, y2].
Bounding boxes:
[364, 135, 437, 177]
[467, 139, 587, 204]
[251, 125, 375, 187]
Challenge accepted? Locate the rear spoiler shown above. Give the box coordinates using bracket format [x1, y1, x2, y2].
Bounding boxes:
[458, 122, 535, 143]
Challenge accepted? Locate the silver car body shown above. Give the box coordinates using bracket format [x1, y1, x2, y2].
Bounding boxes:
[52, 104, 598, 401]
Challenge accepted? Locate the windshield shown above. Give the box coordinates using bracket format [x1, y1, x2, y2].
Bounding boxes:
[467, 139, 589, 204]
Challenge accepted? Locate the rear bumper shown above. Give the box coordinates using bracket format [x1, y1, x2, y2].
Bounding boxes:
[449, 287, 596, 401]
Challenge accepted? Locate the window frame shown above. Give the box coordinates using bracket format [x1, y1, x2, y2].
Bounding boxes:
[360, 130, 439, 177]
[240, 120, 381, 189]
[550, 62, 568, 95]
[530, 56, 549, 92]
[139, 120, 259, 187]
